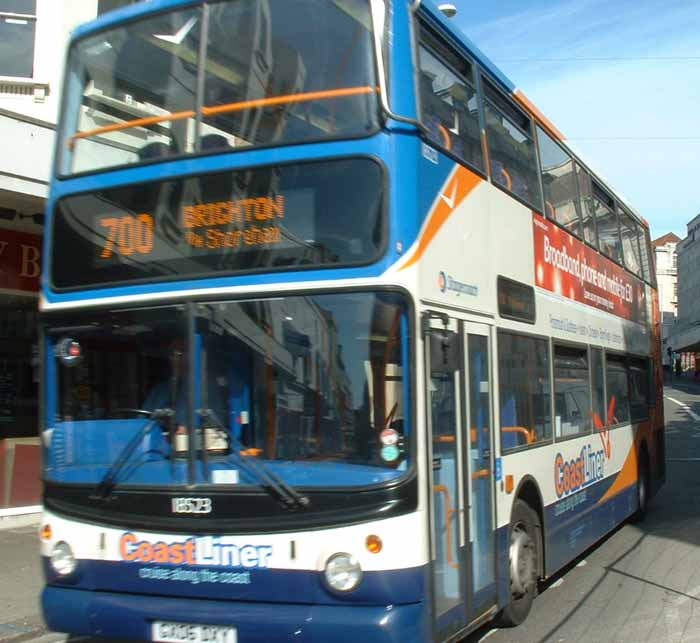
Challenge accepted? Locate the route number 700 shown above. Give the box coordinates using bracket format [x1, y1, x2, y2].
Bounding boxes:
[99, 214, 154, 258]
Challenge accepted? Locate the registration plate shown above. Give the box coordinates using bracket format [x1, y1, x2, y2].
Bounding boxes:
[152, 621, 237, 643]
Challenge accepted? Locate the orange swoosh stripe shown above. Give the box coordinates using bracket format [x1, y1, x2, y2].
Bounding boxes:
[598, 439, 639, 504]
[400, 166, 482, 271]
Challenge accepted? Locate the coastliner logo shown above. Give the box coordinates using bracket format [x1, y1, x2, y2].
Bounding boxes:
[554, 443, 610, 498]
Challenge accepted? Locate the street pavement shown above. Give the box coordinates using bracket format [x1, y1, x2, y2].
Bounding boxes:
[1, 380, 700, 643]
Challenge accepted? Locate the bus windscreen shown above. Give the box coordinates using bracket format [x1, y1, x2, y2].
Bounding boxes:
[50, 158, 385, 288]
[58, 0, 379, 175]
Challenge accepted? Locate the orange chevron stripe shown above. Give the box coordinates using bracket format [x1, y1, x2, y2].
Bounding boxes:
[599, 437, 639, 504]
[400, 166, 482, 271]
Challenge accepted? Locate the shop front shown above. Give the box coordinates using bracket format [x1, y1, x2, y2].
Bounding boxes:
[0, 221, 41, 512]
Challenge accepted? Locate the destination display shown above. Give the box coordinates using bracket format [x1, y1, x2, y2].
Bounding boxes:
[51, 159, 384, 289]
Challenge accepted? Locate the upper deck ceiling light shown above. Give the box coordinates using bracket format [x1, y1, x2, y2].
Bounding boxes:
[438, 3, 458, 18]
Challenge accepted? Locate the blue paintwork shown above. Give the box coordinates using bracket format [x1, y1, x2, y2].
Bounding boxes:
[43, 559, 425, 606]
[43, 585, 429, 643]
[544, 482, 637, 575]
[493, 477, 639, 608]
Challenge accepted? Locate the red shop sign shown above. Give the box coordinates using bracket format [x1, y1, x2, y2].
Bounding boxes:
[0, 228, 42, 292]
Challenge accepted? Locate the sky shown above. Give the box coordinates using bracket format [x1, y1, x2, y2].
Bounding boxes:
[450, 0, 700, 241]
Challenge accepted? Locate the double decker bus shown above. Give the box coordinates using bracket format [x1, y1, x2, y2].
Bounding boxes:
[40, 0, 665, 641]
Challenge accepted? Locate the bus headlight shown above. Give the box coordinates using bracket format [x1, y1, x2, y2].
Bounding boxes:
[50, 541, 77, 576]
[324, 553, 363, 592]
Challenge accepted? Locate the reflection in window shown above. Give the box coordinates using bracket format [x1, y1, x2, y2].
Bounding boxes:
[593, 184, 622, 263]
[64, 7, 202, 174]
[591, 348, 605, 431]
[196, 292, 409, 484]
[619, 210, 642, 276]
[629, 357, 649, 421]
[576, 166, 598, 248]
[0, 2, 36, 78]
[418, 45, 484, 171]
[430, 367, 463, 612]
[537, 126, 581, 237]
[499, 332, 551, 451]
[200, 0, 378, 151]
[605, 354, 630, 425]
[553, 345, 590, 438]
[484, 83, 541, 209]
[638, 227, 654, 285]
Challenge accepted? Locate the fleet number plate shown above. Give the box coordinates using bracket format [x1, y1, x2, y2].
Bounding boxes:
[152, 621, 237, 643]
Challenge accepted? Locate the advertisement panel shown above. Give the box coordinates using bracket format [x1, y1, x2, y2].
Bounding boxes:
[533, 213, 645, 323]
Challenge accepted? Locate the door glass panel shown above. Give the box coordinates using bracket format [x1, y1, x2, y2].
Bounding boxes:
[430, 366, 463, 617]
[467, 333, 494, 593]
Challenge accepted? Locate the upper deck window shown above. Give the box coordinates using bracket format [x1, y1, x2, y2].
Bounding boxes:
[417, 26, 483, 172]
[58, 0, 379, 176]
[618, 209, 642, 277]
[482, 80, 542, 210]
[537, 126, 581, 238]
[592, 182, 623, 264]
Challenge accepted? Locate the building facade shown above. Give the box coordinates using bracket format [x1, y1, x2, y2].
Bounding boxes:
[652, 232, 680, 365]
[0, 0, 139, 512]
[670, 214, 700, 364]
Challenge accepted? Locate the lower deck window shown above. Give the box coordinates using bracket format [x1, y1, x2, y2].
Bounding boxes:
[499, 332, 551, 451]
[554, 345, 591, 438]
[605, 354, 630, 425]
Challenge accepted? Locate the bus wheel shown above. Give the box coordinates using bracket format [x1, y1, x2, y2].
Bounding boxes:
[497, 499, 540, 627]
[632, 453, 649, 522]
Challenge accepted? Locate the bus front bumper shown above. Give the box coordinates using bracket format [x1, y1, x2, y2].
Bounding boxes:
[42, 586, 427, 643]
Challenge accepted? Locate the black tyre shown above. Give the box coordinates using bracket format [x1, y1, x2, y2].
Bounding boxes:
[496, 499, 541, 627]
[632, 451, 649, 522]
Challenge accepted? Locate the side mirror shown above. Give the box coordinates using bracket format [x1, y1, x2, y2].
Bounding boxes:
[429, 328, 459, 373]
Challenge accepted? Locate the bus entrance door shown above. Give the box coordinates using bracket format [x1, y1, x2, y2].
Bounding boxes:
[462, 322, 498, 622]
[425, 313, 469, 640]
[426, 315, 498, 638]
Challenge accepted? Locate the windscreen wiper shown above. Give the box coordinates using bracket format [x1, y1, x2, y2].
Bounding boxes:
[198, 408, 311, 511]
[92, 408, 174, 501]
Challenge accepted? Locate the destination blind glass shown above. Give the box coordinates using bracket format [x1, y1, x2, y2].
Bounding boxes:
[51, 158, 384, 288]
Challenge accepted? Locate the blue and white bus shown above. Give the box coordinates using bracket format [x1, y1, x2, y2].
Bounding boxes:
[40, 1, 665, 641]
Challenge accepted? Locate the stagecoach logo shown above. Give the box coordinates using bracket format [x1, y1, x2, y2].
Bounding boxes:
[438, 271, 478, 297]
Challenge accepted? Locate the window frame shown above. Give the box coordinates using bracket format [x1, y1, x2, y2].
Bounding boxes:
[56, 0, 384, 179]
[481, 77, 544, 213]
[628, 354, 651, 422]
[617, 206, 643, 278]
[497, 329, 554, 455]
[0, 1, 37, 80]
[535, 124, 584, 240]
[552, 340, 594, 443]
[603, 350, 632, 429]
[415, 20, 487, 177]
